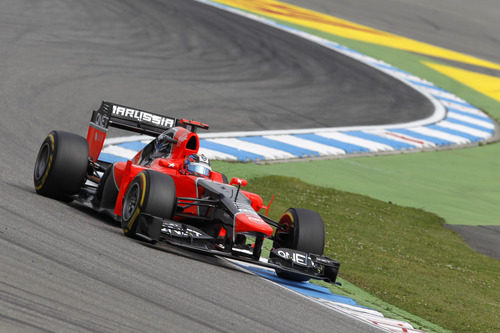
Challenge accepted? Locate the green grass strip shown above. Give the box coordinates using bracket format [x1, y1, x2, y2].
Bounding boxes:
[241, 176, 500, 333]
[214, 143, 500, 226]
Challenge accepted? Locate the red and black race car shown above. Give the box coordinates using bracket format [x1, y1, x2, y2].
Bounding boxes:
[33, 101, 340, 283]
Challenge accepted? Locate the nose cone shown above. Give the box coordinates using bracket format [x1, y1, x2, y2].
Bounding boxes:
[234, 213, 273, 237]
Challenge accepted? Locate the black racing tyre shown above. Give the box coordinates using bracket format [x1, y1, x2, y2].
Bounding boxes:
[273, 208, 325, 281]
[95, 165, 119, 210]
[121, 170, 176, 238]
[274, 208, 325, 254]
[33, 130, 89, 200]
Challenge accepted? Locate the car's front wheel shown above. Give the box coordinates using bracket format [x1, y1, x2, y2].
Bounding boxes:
[273, 208, 326, 281]
[121, 170, 176, 239]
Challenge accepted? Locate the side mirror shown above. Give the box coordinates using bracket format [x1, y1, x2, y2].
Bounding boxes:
[230, 177, 247, 187]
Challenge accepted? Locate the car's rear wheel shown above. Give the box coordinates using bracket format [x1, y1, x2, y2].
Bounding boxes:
[273, 208, 326, 281]
[121, 170, 176, 239]
[33, 130, 89, 200]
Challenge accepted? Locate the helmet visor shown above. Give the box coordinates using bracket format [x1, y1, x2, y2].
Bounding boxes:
[187, 162, 211, 177]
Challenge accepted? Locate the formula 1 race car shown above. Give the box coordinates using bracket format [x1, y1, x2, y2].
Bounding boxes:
[33, 101, 340, 283]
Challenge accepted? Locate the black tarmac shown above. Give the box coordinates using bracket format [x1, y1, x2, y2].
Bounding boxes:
[1, 0, 497, 332]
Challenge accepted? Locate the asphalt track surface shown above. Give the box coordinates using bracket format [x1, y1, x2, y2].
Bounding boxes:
[0, 0, 429, 331]
[286, 0, 500, 72]
[0, 1, 497, 332]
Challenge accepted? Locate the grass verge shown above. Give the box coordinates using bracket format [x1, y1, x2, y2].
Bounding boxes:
[243, 175, 500, 333]
[214, 143, 500, 226]
[211, 12, 500, 227]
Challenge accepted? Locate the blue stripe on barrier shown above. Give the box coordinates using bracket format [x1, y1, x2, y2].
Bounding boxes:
[427, 125, 482, 142]
[240, 265, 359, 306]
[345, 131, 416, 150]
[445, 118, 494, 134]
[390, 129, 454, 146]
[295, 134, 367, 153]
[200, 139, 265, 161]
[238, 136, 319, 158]
[407, 80, 447, 92]
[435, 96, 477, 109]
[447, 107, 491, 121]
[329, 43, 359, 53]
[371, 62, 411, 75]
[98, 153, 128, 164]
[117, 141, 148, 151]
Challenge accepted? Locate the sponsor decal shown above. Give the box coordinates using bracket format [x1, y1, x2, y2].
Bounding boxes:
[177, 131, 189, 143]
[162, 223, 204, 238]
[94, 131, 105, 142]
[276, 249, 310, 267]
[93, 111, 110, 128]
[235, 202, 256, 214]
[245, 214, 265, 224]
[199, 154, 209, 163]
[112, 105, 175, 128]
[233, 202, 266, 224]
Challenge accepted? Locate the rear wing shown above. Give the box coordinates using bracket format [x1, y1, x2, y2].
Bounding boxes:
[87, 101, 210, 162]
[91, 101, 177, 136]
[87, 101, 178, 161]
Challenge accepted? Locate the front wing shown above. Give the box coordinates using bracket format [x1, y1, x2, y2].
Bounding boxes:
[133, 213, 340, 283]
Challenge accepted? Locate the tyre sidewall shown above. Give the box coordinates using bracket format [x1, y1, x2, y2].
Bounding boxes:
[121, 170, 176, 237]
[273, 208, 326, 282]
[121, 172, 147, 236]
[34, 133, 57, 195]
[34, 131, 89, 199]
[289, 208, 325, 255]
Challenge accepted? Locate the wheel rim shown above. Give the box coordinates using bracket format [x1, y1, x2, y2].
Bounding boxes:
[34, 143, 50, 181]
[275, 213, 294, 248]
[123, 183, 140, 220]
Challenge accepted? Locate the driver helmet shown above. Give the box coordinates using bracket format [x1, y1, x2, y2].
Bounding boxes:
[184, 154, 211, 177]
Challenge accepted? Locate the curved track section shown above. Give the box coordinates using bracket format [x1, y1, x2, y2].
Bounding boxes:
[0, 0, 405, 331]
[0, 0, 432, 134]
[285, 0, 500, 67]
[100, 1, 495, 163]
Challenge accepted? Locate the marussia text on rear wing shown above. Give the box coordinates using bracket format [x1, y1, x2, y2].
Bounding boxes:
[91, 101, 177, 136]
[87, 101, 178, 162]
[87, 101, 209, 162]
